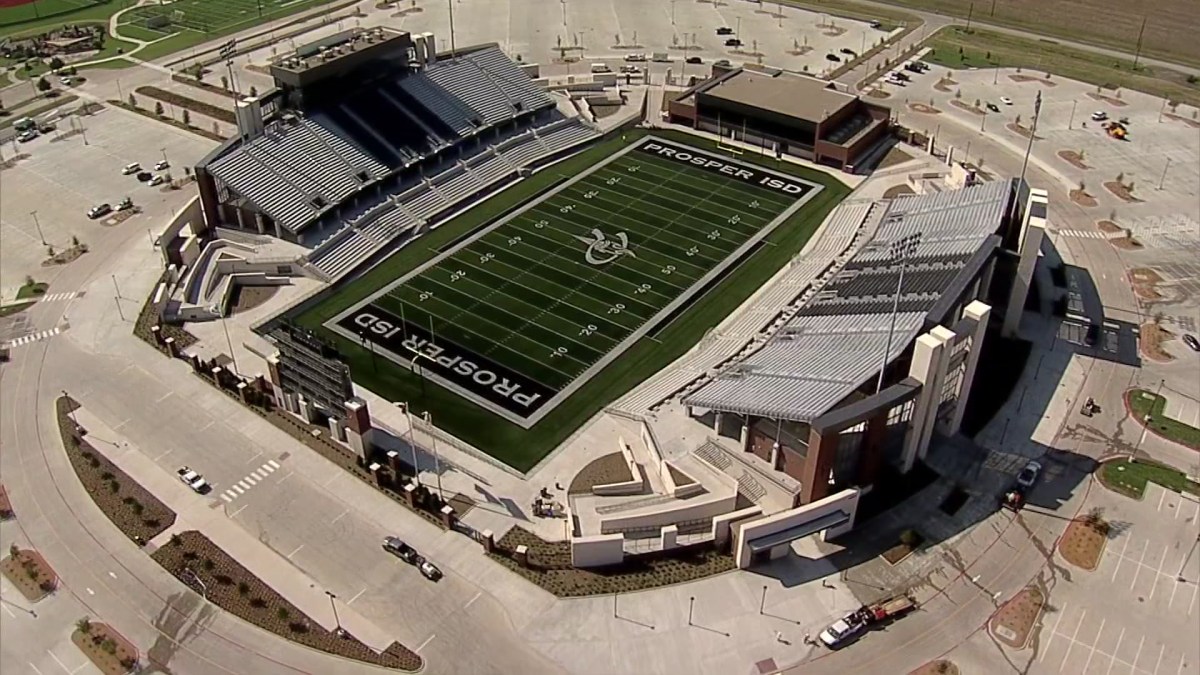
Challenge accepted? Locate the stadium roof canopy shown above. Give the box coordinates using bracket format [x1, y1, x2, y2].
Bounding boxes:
[683, 180, 1012, 422]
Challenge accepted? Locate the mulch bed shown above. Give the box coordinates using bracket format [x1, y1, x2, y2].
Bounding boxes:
[152, 531, 422, 671]
[73, 622, 139, 674]
[1058, 517, 1109, 570]
[1162, 112, 1200, 129]
[56, 396, 176, 545]
[489, 526, 735, 597]
[1138, 322, 1174, 362]
[908, 103, 942, 115]
[883, 184, 917, 199]
[881, 530, 924, 565]
[1006, 123, 1042, 140]
[949, 99, 985, 116]
[910, 660, 961, 675]
[1069, 189, 1098, 208]
[0, 484, 13, 520]
[1128, 268, 1164, 301]
[107, 101, 227, 142]
[135, 86, 237, 124]
[1086, 91, 1127, 107]
[568, 452, 632, 494]
[988, 585, 1044, 649]
[933, 78, 958, 92]
[1103, 181, 1143, 203]
[1057, 150, 1090, 170]
[1009, 74, 1056, 86]
[1, 548, 59, 602]
[42, 244, 87, 267]
[1097, 220, 1121, 234]
[133, 273, 198, 354]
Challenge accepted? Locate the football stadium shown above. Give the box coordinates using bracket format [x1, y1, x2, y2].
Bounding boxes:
[184, 27, 853, 469]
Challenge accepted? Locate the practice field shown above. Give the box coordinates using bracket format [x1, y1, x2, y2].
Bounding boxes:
[331, 138, 820, 426]
[120, 0, 328, 38]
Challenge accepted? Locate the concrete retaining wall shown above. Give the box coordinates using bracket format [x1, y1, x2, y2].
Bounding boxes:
[571, 533, 625, 568]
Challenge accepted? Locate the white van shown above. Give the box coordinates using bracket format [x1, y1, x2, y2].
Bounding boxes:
[590, 63, 611, 74]
[122, 162, 141, 175]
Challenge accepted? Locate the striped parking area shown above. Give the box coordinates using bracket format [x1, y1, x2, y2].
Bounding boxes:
[219, 459, 282, 503]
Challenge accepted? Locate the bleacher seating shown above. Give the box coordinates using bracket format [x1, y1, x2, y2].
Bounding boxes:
[396, 74, 478, 136]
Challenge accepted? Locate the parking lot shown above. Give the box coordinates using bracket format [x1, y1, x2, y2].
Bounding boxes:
[0, 105, 216, 290]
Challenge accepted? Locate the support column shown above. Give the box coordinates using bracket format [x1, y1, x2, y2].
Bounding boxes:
[739, 417, 751, 452]
[857, 411, 889, 486]
[900, 330, 948, 473]
[1004, 188, 1047, 337]
[800, 426, 836, 504]
[919, 327, 955, 460]
[713, 412, 723, 435]
[947, 301, 992, 436]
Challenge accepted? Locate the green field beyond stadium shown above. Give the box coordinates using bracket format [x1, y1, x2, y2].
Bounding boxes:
[294, 130, 850, 471]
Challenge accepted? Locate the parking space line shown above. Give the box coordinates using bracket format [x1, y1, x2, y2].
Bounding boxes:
[287, 544, 304, 559]
[415, 634, 436, 653]
[1083, 618, 1106, 673]
[1157, 490, 1167, 512]
[1058, 609, 1086, 672]
[1129, 543, 1149, 590]
[347, 587, 365, 605]
[47, 649, 72, 674]
[1133, 635, 1146, 674]
[330, 510, 347, 525]
[1188, 582, 1197, 616]
[28, 662, 44, 675]
[1112, 537, 1132, 581]
[1040, 601, 1068, 662]
[1178, 651, 1187, 675]
[1106, 627, 1125, 675]
[1051, 626, 1153, 675]
[1, 604, 13, 618]
[1147, 544, 1170, 601]
[1153, 643, 1165, 675]
[276, 470, 294, 486]
[229, 504, 248, 518]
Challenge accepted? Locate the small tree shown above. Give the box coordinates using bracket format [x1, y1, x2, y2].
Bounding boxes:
[1015, 114, 1022, 126]
[170, 533, 182, 547]
[154, 101, 164, 117]
[1078, 180, 1086, 192]
[49, 56, 64, 71]
[221, 75, 229, 90]
[249, 85, 258, 97]
[974, 98, 980, 108]
[71, 234, 80, 248]
[1116, 171, 1125, 183]
[237, 581, 250, 595]
[277, 607, 290, 621]
[1127, 180, 1135, 193]
[202, 558, 215, 571]
[9, 543, 19, 559]
[101, 639, 117, 655]
[76, 617, 92, 634]
[36, 76, 51, 93]
[128, 93, 136, 108]
[182, 109, 190, 126]
[108, 481, 119, 494]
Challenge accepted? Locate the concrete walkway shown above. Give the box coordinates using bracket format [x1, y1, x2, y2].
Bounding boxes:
[71, 405, 397, 652]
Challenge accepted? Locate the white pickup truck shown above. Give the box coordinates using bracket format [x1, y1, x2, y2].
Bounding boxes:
[177, 466, 210, 494]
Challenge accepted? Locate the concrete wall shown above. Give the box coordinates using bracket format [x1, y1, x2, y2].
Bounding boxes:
[732, 488, 860, 569]
[158, 194, 204, 266]
[571, 533, 625, 568]
[599, 491, 736, 535]
[592, 437, 645, 496]
[711, 505, 763, 550]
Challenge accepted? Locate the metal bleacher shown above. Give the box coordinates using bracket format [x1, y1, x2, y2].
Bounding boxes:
[396, 74, 478, 136]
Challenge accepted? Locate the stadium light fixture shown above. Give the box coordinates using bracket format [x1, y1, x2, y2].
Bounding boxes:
[874, 232, 922, 395]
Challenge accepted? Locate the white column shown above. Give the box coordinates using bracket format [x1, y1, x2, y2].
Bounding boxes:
[947, 301, 992, 436]
[1004, 189, 1047, 337]
[713, 412, 723, 435]
[918, 326, 956, 459]
[900, 331, 947, 472]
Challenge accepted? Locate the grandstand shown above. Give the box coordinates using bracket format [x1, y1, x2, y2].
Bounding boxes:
[195, 28, 601, 281]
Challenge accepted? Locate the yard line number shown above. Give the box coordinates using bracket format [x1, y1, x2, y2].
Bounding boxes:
[449, 269, 467, 282]
[549, 346, 569, 358]
[579, 324, 598, 337]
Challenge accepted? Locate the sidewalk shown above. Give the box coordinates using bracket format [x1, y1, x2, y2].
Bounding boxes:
[71, 405, 397, 652]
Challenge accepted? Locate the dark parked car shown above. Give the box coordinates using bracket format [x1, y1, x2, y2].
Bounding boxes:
[839, 47, 856, 56]
[825, 53, 841, 62]
[686, 56, 703, 64]
[724, 38, 742, 47]
[1183, 334, 1200, 352]
[716, 26, 733, 35]
[892, 71, 910, 81]
[986, 102, 1001, 113]
[1085, 323, 1100, 346]
[382, 536, 418, 563]
[136, 171, 153, 182]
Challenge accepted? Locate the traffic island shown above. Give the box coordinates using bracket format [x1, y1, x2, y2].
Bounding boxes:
[1098, 457, 1200, 500]
[488, 526, 735, 597]
[1058, 514, 1109, 570]
[152, 531, 422, 671]
[72, 618, 139, 674]
[987, 585, 1044, 649]
[56, 396, 176, 545]
[1, 546, 59, 602]
[0, 484, 13, 520]
[1124, 389, 1200, 450]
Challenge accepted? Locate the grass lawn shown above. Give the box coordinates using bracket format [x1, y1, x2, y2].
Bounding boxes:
[291, 129, 850, 471]
[780, 0, 917, 32]
[16, 281, 48, 299]
[0, 301, 36, 318]
[924, 26, 1200, 108]
[1100, 459, 1200, 500]
[865, 0, 1199, 68]
[0, 0, 120, 36]
[1127, 389, 1200, 450]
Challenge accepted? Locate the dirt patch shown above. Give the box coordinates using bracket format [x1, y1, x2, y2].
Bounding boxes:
[42, 244, 87, 267]
[1069, 189, 1098, 207]
[569, 452, 633, 494]
[883, 184, 917, 199]
[822, 26, 847, 37]
[988, 585, 1045, 648]
[0, 484, 12, 519]
[933, 77, 958, 92]
[489, 526, 736, 596]
[881, 529, 924, 565]
[1059, 516, 1109, 570]
[949, 99, 985, 116]
[1103, 181, 1143, 203]
[73, 622, 138, 674]
[1006, 123, 1043, 140]
[1128, 268, 1164, 300]
[910, 661, 960, 675]
[1057, 150, 1090, 170]
[1, 548, 58, 602]
[1097, 220, 1121, 233]
[1110, 236, 1143, 250]
[787, 45, 814, 56]
[153, 530, 422, 670]
[908, 103, 942, 115]
[229, 285, 279, 314]
[1139, 322, 1176, 362]
[866, 88, 891, 99]
[1087, 91, 1128, 107]
[1162, 112, 1200, 128]
[57, 396, 176, 545]
[877, 145, 914, 170]
[1, 152, 31, 171]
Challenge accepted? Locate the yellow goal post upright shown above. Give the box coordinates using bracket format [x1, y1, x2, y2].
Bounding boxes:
[715, 113, 745, 156]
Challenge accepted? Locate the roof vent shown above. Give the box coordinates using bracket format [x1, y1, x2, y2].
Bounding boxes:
[310, 196, 327, 209]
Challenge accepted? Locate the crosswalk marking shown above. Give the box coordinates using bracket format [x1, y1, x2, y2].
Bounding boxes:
[244, 475, 257, 485]
[2, 326, 63, 349]
[218, 458, 286, 508]
[238, 479, 251, 489]
[253, 469, 269, 480]
[38, 291, 79, 303]
[268, 460, 280, 469]
[233, 484, 245, 494]
[1057, 229, 1106, 239]
[260, 463, 275, 474]
[220, 493, 233, 503]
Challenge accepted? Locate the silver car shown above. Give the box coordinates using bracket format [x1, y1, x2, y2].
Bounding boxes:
[1015, 460, 1042, 490]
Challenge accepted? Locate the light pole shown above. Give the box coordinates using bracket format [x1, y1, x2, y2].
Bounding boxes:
[1157, 157, 1171, 190]
[160, 147, 168, 165]
[424, 411, 443, 500]
[325, 590, 343, 636]
[1067, 100, 1077, 129]
[1018, 90, 1043, 188]
[30, 210, 46, 245]
[875, 232, 922, 395]
[688, 596, 695, 625]
[759, 585, 767, 614]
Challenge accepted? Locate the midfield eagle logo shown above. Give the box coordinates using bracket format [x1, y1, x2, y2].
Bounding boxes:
[574, 228, 637, 265]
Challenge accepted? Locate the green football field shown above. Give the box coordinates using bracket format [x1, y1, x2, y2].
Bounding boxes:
[295, 129, 850, 471]
[332, 137, 818, 427]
